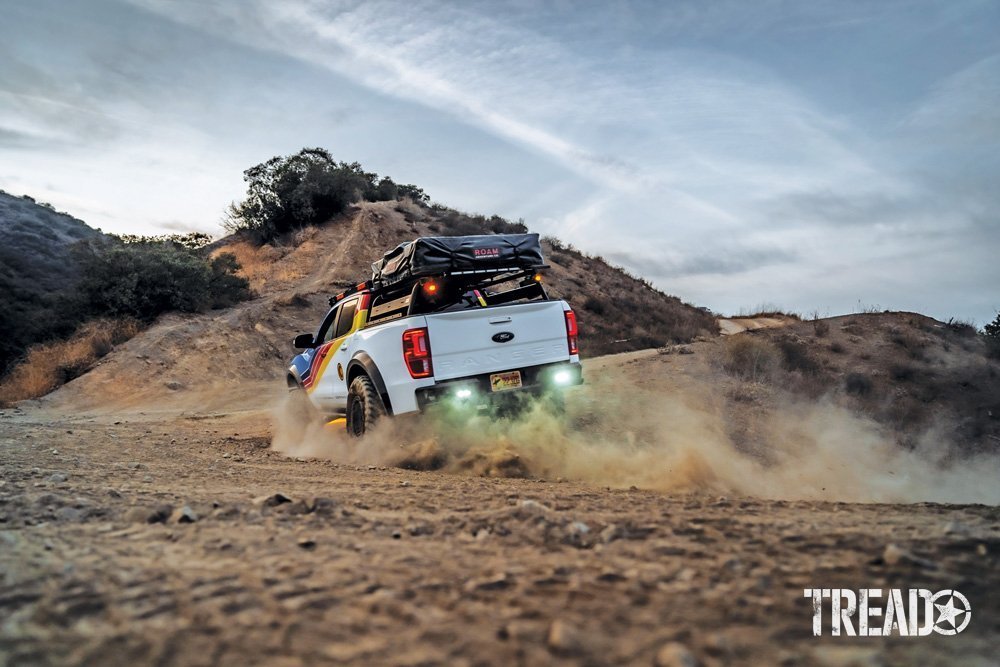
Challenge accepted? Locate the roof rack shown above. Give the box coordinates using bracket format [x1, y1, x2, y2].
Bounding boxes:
[329, 233, 548, 308]
[328, 264, 549, 308]
[328, 280, 372, 307]
[363, 266, 550, 327]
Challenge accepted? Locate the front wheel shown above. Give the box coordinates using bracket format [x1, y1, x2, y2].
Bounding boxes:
[346, 375, 386, 437]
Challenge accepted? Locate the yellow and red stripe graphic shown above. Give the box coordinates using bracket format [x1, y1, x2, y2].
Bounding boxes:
[303, 298, 370, 393]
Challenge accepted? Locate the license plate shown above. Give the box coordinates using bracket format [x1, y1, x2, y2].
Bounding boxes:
[489, 370, 522, 392]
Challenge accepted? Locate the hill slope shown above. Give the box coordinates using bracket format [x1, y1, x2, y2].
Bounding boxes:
[24, 197, 999, 457]
[0, 191, 106, 373]
[41, 200, 715, 409]
[738, 312, 1000, 451]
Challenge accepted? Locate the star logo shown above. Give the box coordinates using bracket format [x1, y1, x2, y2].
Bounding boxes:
[932, 589, 971, 635]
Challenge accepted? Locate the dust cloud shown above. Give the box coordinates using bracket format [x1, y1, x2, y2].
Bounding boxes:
[271, 377, 1000, 505]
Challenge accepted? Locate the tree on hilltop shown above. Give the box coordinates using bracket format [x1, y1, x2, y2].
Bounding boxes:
[225, 148, 428, 243]
[984, 312, 1000, 358]
[984, 312, 1000, 339]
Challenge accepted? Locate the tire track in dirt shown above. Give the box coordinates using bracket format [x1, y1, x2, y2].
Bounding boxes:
[1, 412, 996, 666]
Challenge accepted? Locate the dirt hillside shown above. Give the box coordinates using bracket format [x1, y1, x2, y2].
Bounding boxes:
[737, 312, 1000, 452]
[38, 200, 714, 412]
[0, 191, 107, 374]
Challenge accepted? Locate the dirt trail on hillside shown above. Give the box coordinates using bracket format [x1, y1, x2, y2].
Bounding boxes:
[717, 316, 793, 335]
[305, 205, 376, 291]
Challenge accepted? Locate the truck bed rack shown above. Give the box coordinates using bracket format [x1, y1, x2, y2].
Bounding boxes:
[363, 267, 549, 327]
[328, 234, 550, 313]
[372, 234, 544, 284]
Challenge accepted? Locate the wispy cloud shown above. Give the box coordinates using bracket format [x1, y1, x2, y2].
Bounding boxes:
[903, 54, 1000, 142]
[128, 0, 880, 200]
[3, 0, 997, 322]
[607, 246, 798, 279]
[126, 0, 641, 190]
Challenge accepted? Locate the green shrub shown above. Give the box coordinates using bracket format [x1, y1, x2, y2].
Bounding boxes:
[207, 253, 253, 308]
[945, 317, 977, 337]
[431, 210, 527, 236]
[983, 313, 1000, 338]
[776, 336, 821, 375]
[226, 149, 372, 242]
[583, 296, 608, 315]
[371, 177, 398, 202]
[845, 372, 873, 396]
[889, 328, 926, 360]
[117, 232, 213, 249]
[74, 239, 250, 321]
[225, 148, 432, 243]
[722, 336, 780, 382]
[397, 184, 429, 203]
[983, 313, 1000, 359]
[890, 364, 915, 381]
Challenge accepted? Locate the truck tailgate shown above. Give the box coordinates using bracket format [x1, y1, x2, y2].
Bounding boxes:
[425, 301, 570, 381]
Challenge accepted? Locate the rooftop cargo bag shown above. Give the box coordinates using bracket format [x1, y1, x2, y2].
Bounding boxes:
[371, 234, 544, 285]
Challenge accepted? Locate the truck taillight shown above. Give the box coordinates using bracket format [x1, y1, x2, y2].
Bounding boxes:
[564, 310, 579, 355]
[402, 327, 433, 378]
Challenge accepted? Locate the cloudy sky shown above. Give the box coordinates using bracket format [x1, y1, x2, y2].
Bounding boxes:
[1, 1, 998, 323]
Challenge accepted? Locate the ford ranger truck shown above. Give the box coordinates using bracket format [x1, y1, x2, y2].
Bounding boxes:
[287, 234, 583, 436]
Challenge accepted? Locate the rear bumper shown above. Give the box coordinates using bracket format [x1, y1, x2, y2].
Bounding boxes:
[415, 361, 582, 411]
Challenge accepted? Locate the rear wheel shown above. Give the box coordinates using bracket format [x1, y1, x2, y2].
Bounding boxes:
[346, 375, 386, 437]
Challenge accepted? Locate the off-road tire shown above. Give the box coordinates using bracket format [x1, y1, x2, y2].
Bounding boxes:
[346, 375, 386, 437]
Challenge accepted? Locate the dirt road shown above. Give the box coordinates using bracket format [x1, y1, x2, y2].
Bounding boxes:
[1, 397, 997, 666]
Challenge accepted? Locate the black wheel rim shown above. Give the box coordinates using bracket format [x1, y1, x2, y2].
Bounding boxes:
[349, 400, 365, 436]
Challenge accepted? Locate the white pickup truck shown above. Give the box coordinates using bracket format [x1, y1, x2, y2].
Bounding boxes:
[287, 234, 583, 436]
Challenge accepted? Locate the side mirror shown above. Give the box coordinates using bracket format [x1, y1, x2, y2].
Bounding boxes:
[293, 333, 315, 349]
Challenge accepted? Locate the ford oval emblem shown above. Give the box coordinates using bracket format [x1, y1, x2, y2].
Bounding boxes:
[492, 331, 515, 343]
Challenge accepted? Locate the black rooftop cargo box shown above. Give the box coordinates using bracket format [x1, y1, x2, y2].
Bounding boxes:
[371, 234, 544, 285]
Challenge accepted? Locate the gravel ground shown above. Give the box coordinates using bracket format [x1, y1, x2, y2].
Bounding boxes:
[1, 408, 997, 666]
